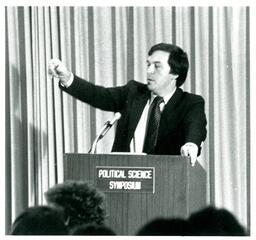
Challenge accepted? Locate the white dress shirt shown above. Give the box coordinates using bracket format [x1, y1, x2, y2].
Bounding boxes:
[129, 89, 176, 153]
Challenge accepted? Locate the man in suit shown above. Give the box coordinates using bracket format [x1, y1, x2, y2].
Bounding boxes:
[48, 43, 207, 166]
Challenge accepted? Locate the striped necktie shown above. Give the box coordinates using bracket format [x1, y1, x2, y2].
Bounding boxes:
[143, 96, 164, 154]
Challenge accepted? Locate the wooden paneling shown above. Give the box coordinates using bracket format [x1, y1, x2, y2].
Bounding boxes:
[64, 153, 206, 235]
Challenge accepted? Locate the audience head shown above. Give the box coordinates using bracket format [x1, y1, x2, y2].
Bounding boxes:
[10, 205, 68, 235]
[44, 180, 106, 230]
[187, 206, 247, 236]
[70, 223, 116, 235]
[136, 217, 189, 236]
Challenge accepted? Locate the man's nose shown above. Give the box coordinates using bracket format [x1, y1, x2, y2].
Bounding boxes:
[147, 64, 155, 74]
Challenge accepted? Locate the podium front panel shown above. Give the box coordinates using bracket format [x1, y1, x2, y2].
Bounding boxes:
[64, 153, 206, 235]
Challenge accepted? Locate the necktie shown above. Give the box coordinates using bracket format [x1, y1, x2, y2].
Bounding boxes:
[143, 96, 164, 154]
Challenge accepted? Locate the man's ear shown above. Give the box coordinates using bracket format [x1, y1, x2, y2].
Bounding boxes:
[169, 73, 179, 81]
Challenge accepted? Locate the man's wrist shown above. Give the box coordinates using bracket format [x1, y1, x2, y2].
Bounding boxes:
[184, 142, 198, 148]
[60, 73, 74, 88]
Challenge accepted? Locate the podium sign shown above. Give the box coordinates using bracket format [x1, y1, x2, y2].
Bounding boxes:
[96, 166, 155, 193]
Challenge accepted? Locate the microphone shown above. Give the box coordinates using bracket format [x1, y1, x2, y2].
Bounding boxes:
[109, 112, 122, 125]
[88, 112, 122, 154]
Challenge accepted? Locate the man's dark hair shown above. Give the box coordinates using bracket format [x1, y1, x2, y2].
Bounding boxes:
[70, 223, 116, 235]
[10, 206, 68, 235]
[148, 43, 189, 87]
[136, 217, 189, 236]
[187, 206, 247, 236]
[44, 180, 106, 230]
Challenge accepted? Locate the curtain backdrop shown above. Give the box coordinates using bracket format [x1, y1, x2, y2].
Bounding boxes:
[5, 6, 250, 233]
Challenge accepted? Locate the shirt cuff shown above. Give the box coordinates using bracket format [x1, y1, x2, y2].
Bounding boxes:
[60, 73, 74, 88]
[184, 142, 198, 148]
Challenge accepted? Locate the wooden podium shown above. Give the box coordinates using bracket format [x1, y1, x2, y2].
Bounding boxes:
[64, 153, 206, 235]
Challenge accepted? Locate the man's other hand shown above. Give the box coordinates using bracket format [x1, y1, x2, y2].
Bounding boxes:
[180, 142, 198, 167]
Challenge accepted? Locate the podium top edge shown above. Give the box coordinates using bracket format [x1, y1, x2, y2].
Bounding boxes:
[64, 152, 187, 158]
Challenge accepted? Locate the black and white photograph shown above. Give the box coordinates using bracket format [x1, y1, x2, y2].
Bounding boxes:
[2, 0, 256, 237]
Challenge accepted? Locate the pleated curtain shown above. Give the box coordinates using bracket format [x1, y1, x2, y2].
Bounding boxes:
[5, 6, 250, 233]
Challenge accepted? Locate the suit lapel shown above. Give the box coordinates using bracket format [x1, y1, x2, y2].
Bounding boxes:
[157, 88, 184, 141]
[127, 91, 150, 143]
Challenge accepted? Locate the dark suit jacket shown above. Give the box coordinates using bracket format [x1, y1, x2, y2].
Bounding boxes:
[60, 75, 207, 155]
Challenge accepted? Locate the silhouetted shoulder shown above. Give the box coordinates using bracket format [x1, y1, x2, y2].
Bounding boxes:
[124, 80, 149, 96]
[183, 91, 205, 101]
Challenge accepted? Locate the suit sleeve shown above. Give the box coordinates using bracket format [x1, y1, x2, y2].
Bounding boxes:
[183, 96, 207, 148]
[59, 75, 129, 112]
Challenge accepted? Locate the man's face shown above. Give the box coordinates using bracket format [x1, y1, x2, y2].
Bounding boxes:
[146, 50, 177, 96]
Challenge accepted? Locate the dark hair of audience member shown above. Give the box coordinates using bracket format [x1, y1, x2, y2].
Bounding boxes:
[9, 205, 68, 235]
[70, 223, 116, 235]
[136, 217, 189, 236]
[44, 180, 106, 230]
[187, 206, 247, 236]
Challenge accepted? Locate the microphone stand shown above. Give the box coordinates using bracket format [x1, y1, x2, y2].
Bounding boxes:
[88, 112, 121, 154]
[88, 121, 111, 154]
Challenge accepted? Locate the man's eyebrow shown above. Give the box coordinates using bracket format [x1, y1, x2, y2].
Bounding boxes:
[146, 60, 162, 64]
